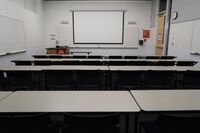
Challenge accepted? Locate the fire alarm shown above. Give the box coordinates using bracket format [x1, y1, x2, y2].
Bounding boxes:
[143, 30, 150, 39]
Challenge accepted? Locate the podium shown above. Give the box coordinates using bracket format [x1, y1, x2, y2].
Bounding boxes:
[46, 46, 69, 55]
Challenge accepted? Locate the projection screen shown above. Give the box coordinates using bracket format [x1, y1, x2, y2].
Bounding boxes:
[72, 11, 124, 44]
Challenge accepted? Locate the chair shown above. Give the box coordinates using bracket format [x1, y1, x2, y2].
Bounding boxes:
[160, 56, 176, 59]
[128, 61, 147, 66]
[182, 70, 200, 89]
[114, 71, 144, 90]
[12, 61, 32, 66]
[108, 56, 123, 59]
[76, 70, 104, 90]
[44, 70, 75, 90]
[87, 56, 102, 59]
[145, 56, 160, 59]
[63, 113, 120, 133]
[107, 61, 128, 66]
[62, 56, 73, 59]
[5, 71, 37, 91]
[73, 55, 87, 59]
[33, 55, 48, 59]
[51, 61, 65, 65]
[80, 61, 104, 65]
[146, 61, 175, 66]
[176, 61, 197, 66]
[124, 56, 138, 59]
[145, 70, 174, 89]
[49, 55, 62, 59]
[34, 61, 51, 66]
[0, 113, 59, 133]
[0, 71, 5, 90]
[62, 61, 82, 65]
[157, 114, 200, 133]
[140, 114, 200, 133]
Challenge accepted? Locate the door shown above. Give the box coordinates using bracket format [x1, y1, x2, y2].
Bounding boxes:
[156, 13, 166, 55]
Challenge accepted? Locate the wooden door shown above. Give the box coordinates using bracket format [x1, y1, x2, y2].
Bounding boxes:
[156, 13, 166, 55]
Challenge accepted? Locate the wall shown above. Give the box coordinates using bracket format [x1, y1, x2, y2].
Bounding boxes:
[44, 1, 156, 56]
[150, 0, 157, 28]
[0, 0, 45, 66]
[168, 0, 200, 62]
[171, 0, 200, 24]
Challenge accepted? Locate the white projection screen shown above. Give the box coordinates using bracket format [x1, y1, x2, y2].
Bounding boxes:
[72, 11, 124, 44]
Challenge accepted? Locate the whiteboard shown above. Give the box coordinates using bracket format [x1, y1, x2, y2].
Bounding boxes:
[0, 15, 26, 55]
[73, 11, 124, 44]
[191, 19, 200, 54]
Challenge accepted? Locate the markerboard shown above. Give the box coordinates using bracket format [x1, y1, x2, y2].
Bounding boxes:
[191, 19, 200, 54]
[0, 15, 26, 55]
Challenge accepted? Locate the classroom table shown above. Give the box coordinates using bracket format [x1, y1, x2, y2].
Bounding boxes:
[43, 65, 109, 70]
[0, 66, 43, 71]
[131, 90, 200, 111]
[109, 66, 200, 71]
[0, 91, 140, 112]
[0, 91, 140, 133]
[0, 65, 109, 71]
[33, 55, 102, 59]
[12, 58, 104, 62]
[131, 90, 200, 133]
[0, 92, 13, 101]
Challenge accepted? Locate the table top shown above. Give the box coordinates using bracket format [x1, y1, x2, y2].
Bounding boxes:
[131, 90, 200, 111]
[43, 65, 109, 71]
[0, 92, 13, 101]
[109, 66, 200, 71]
[12, 59, 104, 62]
[0, 66, 43, 71]
[104, 59, 176, 62]
[0, 91, 140, 113]
[0, 65, 109, 71]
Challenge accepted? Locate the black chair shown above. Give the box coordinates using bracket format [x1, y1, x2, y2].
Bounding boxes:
[0, 71, 5, 90]
[73, 55, 87, 59]
[160, 56, 176, 59]
[63, 113, 120, 133]
[176, 61, 197, 66]
[5, 71, 37, 91]
[145, 56, 160, 59]
[62, 56, 73, 59]
[182, 70, 200, 89]
[128, 61, 147, 66]
[49, 55, 62, 59]
[44, 70, 75, 90]
[146, 61, 175, 66]
[139, 120, 158, 133]
[33, 55, 49, 59]
[145, 70, 174, 89]
[51, 61, 65, 65]
[158, 114, 200, 133]
[114, 71, 144, 90]
[80, 61, 104, 65]
[76, 70, 103, 90]
[62, 61, 82, 65]
[124, 56, 138, 59]
[34, 61, 51, 66]
[140, 114, 200, 133]
[87, 56, 102, 59]
[12, 61, 32, 66]
[106, 61, 128, 66]
[108, 56, 123, 59]
[0, 113, 59, 133]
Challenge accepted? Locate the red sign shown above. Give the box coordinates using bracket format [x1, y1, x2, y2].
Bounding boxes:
[143, 30, 150, 38]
